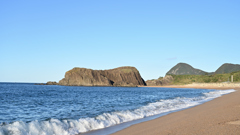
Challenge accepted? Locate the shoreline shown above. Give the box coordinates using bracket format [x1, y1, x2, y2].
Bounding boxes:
[111, 85, 240, 135]
[140, 82, 240, 89]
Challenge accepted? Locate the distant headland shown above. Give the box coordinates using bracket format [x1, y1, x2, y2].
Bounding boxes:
[146, 63, 240, 86]
[39, 63, 240, 87]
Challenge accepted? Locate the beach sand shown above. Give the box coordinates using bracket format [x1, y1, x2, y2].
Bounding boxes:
[112, 85, 240, 135]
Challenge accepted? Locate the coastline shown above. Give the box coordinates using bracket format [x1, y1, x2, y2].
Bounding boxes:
[112, 85, 240, 135]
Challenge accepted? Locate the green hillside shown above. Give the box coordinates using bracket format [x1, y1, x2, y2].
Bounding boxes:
[170, 71, 240, 85]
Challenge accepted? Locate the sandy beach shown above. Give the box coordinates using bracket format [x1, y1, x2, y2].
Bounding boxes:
[112, 85, 240, 135]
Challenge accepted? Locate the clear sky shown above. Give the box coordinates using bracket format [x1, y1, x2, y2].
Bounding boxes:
[1, 0, 240, 83]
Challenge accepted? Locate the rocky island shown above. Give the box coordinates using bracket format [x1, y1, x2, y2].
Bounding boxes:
[49, 66, 146, 87]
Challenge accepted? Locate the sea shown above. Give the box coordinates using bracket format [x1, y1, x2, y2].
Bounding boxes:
[0, 83, 235, 135]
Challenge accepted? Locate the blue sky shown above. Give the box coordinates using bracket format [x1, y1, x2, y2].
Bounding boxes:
[1, 0, 240, 83]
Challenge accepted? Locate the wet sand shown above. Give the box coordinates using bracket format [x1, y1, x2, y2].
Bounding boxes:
[112, 85, 240, 135]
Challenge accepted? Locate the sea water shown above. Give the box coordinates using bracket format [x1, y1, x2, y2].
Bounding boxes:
[0, 83, 235, 135]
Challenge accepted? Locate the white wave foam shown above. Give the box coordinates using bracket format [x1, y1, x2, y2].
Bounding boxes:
[0, 89, 235, 135]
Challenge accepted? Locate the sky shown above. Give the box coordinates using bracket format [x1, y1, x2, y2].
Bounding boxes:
[1, 0, 240, 83]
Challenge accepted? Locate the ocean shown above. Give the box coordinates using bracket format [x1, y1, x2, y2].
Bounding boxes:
[0, 83, 235, 135]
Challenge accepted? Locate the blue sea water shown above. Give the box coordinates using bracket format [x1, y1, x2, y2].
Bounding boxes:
[0, 83, 235, 135]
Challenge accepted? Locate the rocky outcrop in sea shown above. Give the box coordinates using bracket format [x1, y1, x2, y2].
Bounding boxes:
[58, 66, 146, 87]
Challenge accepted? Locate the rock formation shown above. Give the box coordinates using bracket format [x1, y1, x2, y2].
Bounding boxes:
[146, 75, 173, 86]
[46, 81, 58, 85]
[58, 66, 146, 87]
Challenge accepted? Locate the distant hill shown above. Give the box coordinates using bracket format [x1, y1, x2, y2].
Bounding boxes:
[146, 62, 240, 86]
[166, 63, 208, 75]
[166, 63, 240, 75]
[215, 63, 240, 74]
